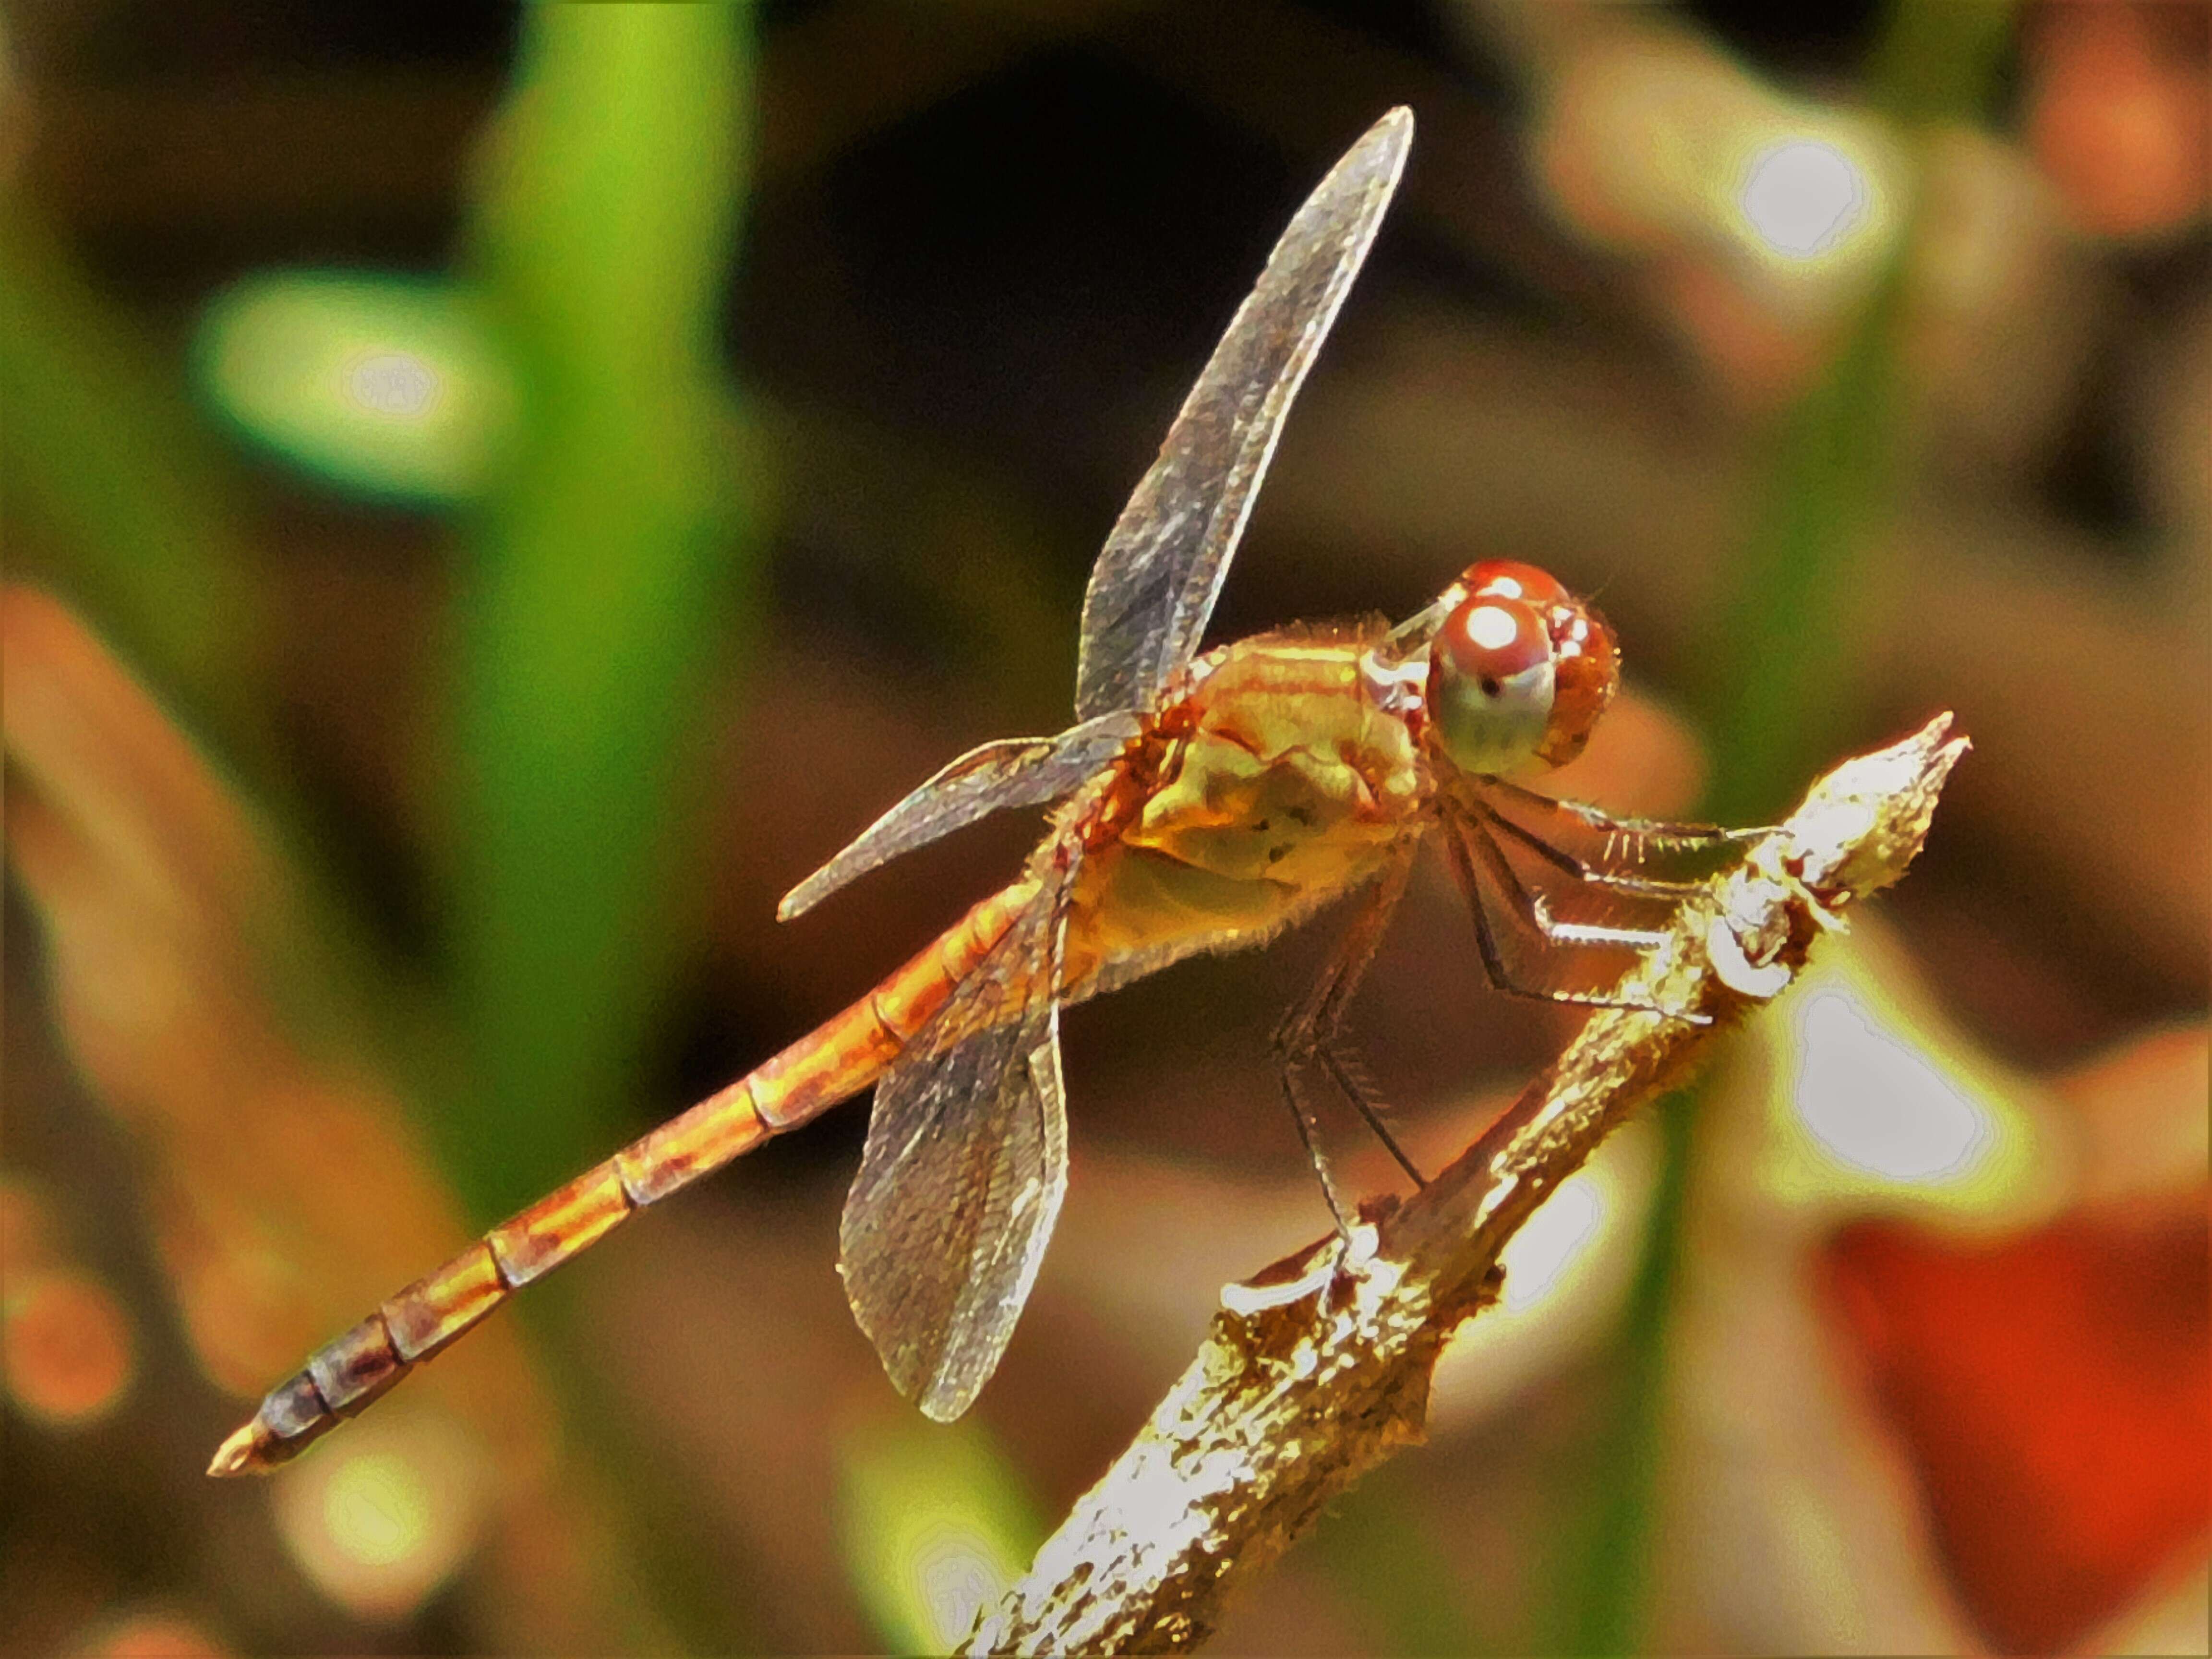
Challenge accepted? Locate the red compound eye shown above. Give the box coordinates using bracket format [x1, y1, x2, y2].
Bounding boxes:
[1437, 594, 1550, 689]
[1543, 603, 1618, 765]
[1461, 559, 1572, 611]
[1424, 559, 1617, 774]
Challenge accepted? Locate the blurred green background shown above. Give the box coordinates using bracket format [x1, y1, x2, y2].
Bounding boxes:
[4, 2, 2205, 1655]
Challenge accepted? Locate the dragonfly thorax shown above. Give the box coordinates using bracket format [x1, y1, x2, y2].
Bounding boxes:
[1419, 560, 1618, 780]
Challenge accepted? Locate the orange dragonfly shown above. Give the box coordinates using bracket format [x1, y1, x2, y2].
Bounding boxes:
[212, 107, 1744, 1476]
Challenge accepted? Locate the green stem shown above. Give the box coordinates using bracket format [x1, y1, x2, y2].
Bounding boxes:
[451, 1, 759, 1219]
[0, 198, 269, 766]
[1559, 1091, 1697, 1658]
[1556, 2, 2018, 1650]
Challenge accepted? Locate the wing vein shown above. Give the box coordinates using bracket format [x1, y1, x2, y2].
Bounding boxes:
[1072, 108, 1412, 721]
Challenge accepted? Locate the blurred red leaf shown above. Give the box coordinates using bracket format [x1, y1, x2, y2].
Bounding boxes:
[1822, 1203, 2209, 1652]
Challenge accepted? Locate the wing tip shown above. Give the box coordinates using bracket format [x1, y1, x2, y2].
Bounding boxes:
[1312, 108, 1413, 224]
[1365, 106, 1415, 158]
[778, 866, 842, 922]
[1376, 108, 1414, 173]
[916, 1386, 972, 1425]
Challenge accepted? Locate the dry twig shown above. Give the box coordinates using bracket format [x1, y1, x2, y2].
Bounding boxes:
[962, 713, 1969, 1656]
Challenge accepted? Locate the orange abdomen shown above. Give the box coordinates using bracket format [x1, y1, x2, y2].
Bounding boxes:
[211, 877, 1039, 1475]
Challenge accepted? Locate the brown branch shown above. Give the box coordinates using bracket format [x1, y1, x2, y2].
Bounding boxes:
[962, 714, 1970, 1656]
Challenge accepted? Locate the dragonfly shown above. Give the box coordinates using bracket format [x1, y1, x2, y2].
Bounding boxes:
[211, 107, 1748, 1476]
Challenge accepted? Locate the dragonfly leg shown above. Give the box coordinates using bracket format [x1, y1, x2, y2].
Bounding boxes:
[1278, 1063, 1357, 1237]
[1481, 775, 1771, 862]
[1523, 890, 1672, 953]
[1474, 798, 1710, 899]
[1271, 854, 1427, 1210]
[1315, 1043, 1425, 1188]
[1444, 812, 1712, 1026]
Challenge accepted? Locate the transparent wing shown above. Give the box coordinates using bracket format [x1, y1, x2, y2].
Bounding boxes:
[778, 711, 1136, 921]
[1072, 108, 1412, 721]
[839, 874, 1072, 1421]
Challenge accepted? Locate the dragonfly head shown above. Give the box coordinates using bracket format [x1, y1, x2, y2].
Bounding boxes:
[1416, 560, 1618, 778]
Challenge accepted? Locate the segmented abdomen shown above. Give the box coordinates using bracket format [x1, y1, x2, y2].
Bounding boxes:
[209, 877, 1039, 1475]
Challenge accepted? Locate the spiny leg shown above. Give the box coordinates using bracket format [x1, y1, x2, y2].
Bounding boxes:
[1308, 864, 1431, 1187]
[1278, 1061, 1356, 1237]
[1272, 853, 1426, 1230]
[1481, 775, 1769, 873]
[1443, 810, 1711, 1025]
[1314, 1041, 1424, 1188]
[1300, 858, 1427, 1188]
[1474, 797, 1710, 900]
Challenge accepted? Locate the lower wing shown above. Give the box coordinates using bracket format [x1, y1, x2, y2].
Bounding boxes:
[837, 859, 1077, 1420]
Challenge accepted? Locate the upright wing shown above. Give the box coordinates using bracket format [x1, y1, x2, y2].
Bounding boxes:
[1072, 108, 1412, 721]
[838, 869, 1072, 1420]
[778, 711, 1137, 921]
